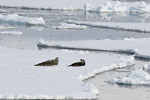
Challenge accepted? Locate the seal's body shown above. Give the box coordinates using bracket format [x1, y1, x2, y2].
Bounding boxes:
[35, 57, 59, 66]
[68, 59, 85, 67]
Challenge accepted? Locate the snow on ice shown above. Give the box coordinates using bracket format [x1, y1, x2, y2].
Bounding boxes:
[143, 62, 150, 71]
[52, 23, 87, 30]
[0, 31, 22, 35]
[37, 38, 150, 86]
[0, 14, 45, 25]
[1, 0, 150, 99]
[68, 21, 150, 33]
[84, 1, 150, 13]
[0, 46, 134, 99]
[37, 38, 150, 59]
[0, 25, 16, 30]
[108, 69, 150, 85]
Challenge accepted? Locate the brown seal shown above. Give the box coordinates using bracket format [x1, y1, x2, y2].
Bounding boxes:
[35, 57, 59, 66]
[68, 59, 85, 67]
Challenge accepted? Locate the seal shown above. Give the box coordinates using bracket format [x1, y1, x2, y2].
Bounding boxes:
[68, 59, 85, 67]
[35, 57, 59, 66]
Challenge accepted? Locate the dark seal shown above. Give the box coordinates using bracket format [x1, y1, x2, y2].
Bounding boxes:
[35, 57, 59, 66]
[68, 59, 85, 67]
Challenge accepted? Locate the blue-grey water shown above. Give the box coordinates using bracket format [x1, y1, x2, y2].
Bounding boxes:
[0, 7, 150, 50]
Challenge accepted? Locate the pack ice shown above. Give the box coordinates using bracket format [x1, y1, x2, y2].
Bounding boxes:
[0, 46, 134, 99]
[0, 14, 45, 25]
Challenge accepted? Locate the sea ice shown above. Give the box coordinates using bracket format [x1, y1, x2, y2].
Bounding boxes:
[0, 46, 134, 99]
[0, 14, 45, 25]
[37, 38, 150, 59]
[113, 1, 128, 12]
[0, 9, 9, 13]
[84, 1, 150, 13]
[52, 23, 87, 30]
[143, 62, 150, 71]
[108, 69, 150, 85]
[0, 25, 16, 30]
[129, 2, 150, 13]
[0, 0, 150, 14]
[84, 2, 113, 13]
[0, 31, 23, 35]
[68, 20, 150, 33]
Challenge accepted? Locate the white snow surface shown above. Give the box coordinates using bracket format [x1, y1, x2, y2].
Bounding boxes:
[0, 46, 134, 99]
[37, 38, 150, 59]
[68, 21, 150, 33]
[0, 31, 22, 35]
[108, 69, 150, 85]
[0, 14, 45, 25]
[52, 23, 87, 30]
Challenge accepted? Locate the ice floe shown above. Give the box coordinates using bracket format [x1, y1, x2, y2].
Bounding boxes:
[0, 14, 45, 25]
[27, 25, 44, 31]
[113, 1, 128, 12]
[143, 63, 150, 71]
[129, 2, 150, 13]
[108, 69, 150, 85]
[37, 38, 150, 59]
[52, 23, 87, 30]
[0, 45, 134, 99]
[0, 25, 16, 30]
[79, 56, 134, 80]
[84, 1, 150, 13]
[84, 1, 114, 13]
[0, 9, 9, 13]
[0, 31, 22, 35]
[68, 20, 150, 33]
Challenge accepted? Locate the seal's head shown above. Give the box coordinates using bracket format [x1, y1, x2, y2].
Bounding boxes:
[80, 59, 85, 63]
[80, 59, 85, 66]
[55, 57, 59, 64]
